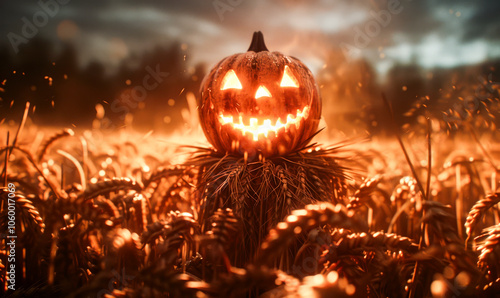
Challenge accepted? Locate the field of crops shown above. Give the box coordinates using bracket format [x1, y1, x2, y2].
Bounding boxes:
[1, 103, 500, 297]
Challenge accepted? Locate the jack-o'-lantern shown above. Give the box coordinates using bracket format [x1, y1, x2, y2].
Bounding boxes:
[199, 31, 321, 157]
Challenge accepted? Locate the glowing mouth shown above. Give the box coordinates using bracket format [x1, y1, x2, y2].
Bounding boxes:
[219, 106, 310, 141]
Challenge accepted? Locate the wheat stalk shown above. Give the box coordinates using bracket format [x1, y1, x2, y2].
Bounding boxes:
[320, 229, 418, 266]
[37, 128, 75, 162]
[255, 203, 364, 266]
[79, 177, 143, 200]
[465, 193, 500, 244]
[347, 175, 383, 209]
[477, 223, 500, 273]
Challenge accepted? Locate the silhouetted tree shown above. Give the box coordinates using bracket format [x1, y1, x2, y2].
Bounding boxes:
[0, 38, 206, 130]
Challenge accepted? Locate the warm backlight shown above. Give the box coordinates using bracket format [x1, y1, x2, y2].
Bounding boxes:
[280, 65, 299, 88]
[219, 106, 310, 141]
[221, 69, 242, 90]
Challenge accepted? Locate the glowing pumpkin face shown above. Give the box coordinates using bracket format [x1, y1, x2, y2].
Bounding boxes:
[199, 31, 321, 157]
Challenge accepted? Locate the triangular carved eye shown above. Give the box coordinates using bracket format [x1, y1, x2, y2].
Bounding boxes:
[280, 65, 299, 88]
[255, 85, 271, 99]
[221, 69, 242, 90]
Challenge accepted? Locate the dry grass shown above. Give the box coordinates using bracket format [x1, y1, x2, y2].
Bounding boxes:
[0, 116, 499, 297]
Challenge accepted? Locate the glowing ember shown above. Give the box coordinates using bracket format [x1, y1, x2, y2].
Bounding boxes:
[219, 106, 310, 141]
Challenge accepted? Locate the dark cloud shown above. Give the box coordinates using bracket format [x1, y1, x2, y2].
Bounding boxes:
[461, 0, 500, 42]
[1, 0, 499, 72]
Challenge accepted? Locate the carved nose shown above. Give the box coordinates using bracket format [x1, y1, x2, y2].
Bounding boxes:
[255, 85, 271, 99]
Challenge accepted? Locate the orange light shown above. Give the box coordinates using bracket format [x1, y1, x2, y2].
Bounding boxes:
[255, 85, 271, 99]
[219, 106, 310, 141]
[221, 69, 242, 90]
[280, 65, 299, 88]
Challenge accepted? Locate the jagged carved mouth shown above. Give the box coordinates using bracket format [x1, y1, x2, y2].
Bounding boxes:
[218, 106, 310, 141]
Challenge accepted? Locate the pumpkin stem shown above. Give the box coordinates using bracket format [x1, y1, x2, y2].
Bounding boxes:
[247, 31, 269, 52]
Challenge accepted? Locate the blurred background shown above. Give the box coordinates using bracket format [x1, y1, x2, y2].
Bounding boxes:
[0, 0, 499, 137]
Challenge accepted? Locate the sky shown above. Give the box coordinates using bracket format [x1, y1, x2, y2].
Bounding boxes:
[1, 0, 500, 77]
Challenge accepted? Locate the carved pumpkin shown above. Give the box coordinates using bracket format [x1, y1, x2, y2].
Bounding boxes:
[199, 31, 321, 157]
